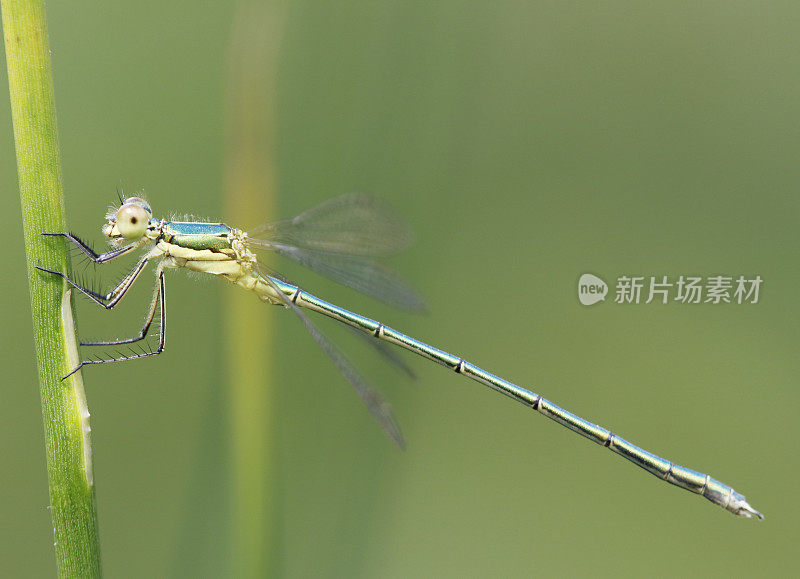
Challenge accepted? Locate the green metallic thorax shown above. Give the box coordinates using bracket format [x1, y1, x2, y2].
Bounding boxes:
[161, 221, 233, 251]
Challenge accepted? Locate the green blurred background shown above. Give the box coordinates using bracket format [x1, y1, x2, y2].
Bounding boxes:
[2, 1, 798, 577]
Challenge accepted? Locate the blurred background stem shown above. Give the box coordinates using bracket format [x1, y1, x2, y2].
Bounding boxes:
[224, 2, 285, 576]
[1, 0, 101, 576]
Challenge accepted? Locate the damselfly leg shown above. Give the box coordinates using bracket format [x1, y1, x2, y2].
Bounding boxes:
[38, 233, 166, 378]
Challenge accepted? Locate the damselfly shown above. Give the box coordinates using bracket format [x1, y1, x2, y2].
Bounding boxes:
[38, 194, 762, 518]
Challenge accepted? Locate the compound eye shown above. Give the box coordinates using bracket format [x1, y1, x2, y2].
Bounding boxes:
[116, 203, 149, 239]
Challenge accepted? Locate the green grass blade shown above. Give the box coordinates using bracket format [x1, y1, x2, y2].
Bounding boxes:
[2, 0, 102, 576]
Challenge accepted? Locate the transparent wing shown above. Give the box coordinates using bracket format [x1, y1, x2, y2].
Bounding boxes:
[248, 194, 425, 312]
[256, 263, 417, 379]
[343, 324, 417, 380]
[249, 193, 412, 255]
[259, 268, 405, 448]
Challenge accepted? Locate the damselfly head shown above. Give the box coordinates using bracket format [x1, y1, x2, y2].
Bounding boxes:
[104, 197, 153, 242]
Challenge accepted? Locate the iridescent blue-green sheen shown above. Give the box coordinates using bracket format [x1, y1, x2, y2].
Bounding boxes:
[163, 221, 232, 251]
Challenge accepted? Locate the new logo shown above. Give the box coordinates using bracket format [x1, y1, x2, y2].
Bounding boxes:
[578, 273, 608, 306]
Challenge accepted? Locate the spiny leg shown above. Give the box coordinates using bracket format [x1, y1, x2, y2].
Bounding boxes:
[81, 267, 164, 346]
[42, 232, 139, 263]
[36, 248, 159, 309]
[62, 266, 167, 379]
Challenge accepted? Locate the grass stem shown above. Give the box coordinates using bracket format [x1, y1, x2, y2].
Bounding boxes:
[2, 0, 102, 575]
